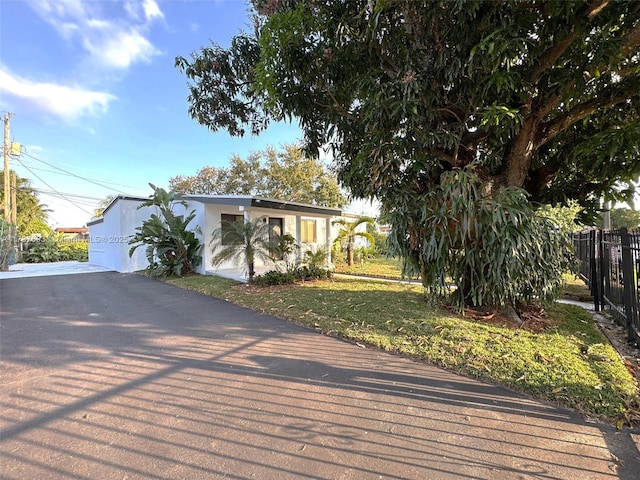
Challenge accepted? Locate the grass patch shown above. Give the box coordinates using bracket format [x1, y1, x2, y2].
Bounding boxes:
[166, 274, 639, 424]
[334, 256, 412, 279]
[562, 273, 593, 302]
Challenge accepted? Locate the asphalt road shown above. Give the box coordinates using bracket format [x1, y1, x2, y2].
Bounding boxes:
[1, 271, 639, 479]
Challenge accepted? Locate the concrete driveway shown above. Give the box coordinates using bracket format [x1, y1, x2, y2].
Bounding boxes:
[0, 261, 113, 279]
[1, 272, 639, 479]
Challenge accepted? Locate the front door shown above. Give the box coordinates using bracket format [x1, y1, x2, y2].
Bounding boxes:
[269, 218, 284, 260]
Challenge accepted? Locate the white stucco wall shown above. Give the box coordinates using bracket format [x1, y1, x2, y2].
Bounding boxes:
[181, 201, 206, 274]
[89, 198, 157, 273]
[90, 196, 341, 275]
[203, 205, 335, 273]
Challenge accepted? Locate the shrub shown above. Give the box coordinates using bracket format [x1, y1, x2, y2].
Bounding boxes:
[58, 241, 89, 261]
[129, 184, 202, 277]
[296, 265, 332, 281]
[388, 167, 574, 309]
[254, 265, 332, 286]
[23, 234, 61, 263]
[304, 246, 327, 267]
[370, 230, 389, 256]
[0, 219, 18, 270]
[354, 245, 376, 264]
[254, 270, 296, 286]
[21, 235, 88, 263]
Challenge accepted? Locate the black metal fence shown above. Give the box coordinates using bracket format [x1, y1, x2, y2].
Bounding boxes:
[573, 228, 640, 346]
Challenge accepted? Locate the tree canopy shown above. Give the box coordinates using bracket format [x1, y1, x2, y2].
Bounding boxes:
[596, 207, 640, 229]
[177, 0, 640, 217]
[176, 0, 639, 308]
[169, 144, 346, 208]
[0, 170, 50, 236]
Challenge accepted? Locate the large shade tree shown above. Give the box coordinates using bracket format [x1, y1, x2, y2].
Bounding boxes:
[170, 144, 346, 208]
[177, 0, 640, 309]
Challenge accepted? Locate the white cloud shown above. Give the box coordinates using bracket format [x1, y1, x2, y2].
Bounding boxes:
[142, 0, 164, 21]
[83, 27, 159, 70]
[124, 0, 163, 22]
[27, 0, 163, 70]
[0, 68, 116, 121]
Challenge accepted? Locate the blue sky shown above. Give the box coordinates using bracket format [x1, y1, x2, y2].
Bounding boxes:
[0, 0, 317, 227]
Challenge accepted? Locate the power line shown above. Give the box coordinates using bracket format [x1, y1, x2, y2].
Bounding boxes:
[32, 188, 105, 202]
[21, 150, 131, 195]
[14, 160, 141, 191]
[14, 156, 94, 216]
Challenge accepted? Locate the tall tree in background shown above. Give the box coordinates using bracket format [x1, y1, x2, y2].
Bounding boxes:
[177, 1, 639, 309]
[169, 144, 346, 208]
[92, 195, 117, 220]
[596, 208, 640, 230]
[0, 170, 50, 236]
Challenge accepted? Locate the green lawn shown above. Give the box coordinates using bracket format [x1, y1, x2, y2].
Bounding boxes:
[166, 273, 639, 425]
[333, 256, 411, 279]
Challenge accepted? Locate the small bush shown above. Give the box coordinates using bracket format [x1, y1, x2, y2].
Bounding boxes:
[254, 270, 296, 286]
[23, 235, 61, 263]
[304, 247, 327, 267]
[295, 265, 332, 281]
[59, 241, 89, 261]
[370, 231, 389, 255]
[22, 235, 89, 263]
[0, 219, 18, 270]
[254, 265, 332, 286]
[354, 245, 376, 264]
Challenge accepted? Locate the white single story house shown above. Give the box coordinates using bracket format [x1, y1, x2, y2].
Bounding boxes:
[88, 194, 343, 279]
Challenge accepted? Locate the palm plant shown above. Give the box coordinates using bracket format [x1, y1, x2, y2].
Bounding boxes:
[210, 215, 274, 283]
[332, 216, 375, 266]
[128, 184, 202, 277]
[304, 246, 327, 267]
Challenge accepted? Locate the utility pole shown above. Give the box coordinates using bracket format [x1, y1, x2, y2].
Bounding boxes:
[3, 112, 11, 220]
[11, 171, 17, 224]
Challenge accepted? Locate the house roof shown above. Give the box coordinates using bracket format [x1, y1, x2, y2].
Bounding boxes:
[87, 195, 148, 226]
[182, 195, 342, 216]
[55, 227, 89, 233]
[87, 194, 342, 226]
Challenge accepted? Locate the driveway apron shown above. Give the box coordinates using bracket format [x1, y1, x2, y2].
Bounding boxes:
[1, 272, 639, 479]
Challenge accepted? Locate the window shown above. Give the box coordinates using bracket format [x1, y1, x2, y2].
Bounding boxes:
[221, 214, 244, 245]
[300, 219, 317, 243]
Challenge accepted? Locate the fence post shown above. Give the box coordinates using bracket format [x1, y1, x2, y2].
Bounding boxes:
[619, 227, 637, 343]
[589, 230, 599, 311]
[598, 229, 606, 311]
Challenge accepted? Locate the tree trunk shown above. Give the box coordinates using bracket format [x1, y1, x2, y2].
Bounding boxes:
[248, 260, 255, 284]
[343, 235, 353, 266]
[502, 116, 538, 188]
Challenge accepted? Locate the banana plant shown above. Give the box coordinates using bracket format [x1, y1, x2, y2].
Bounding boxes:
[129, 184, 202, 277]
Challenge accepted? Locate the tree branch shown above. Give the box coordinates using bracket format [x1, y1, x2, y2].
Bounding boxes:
[324, 87, 359, 122]
[535, 81, 637, 149]
[620, 21, 640, 58]
[586, 0, 611, 20]
[530, 32, 581, 83]
[529, 1, 610, 83]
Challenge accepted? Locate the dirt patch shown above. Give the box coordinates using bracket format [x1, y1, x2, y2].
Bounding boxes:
[233, 283, 291, 294]
[453, 304, 556, 333]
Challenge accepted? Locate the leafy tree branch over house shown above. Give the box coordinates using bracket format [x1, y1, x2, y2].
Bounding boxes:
[176, 0, 640, 313]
